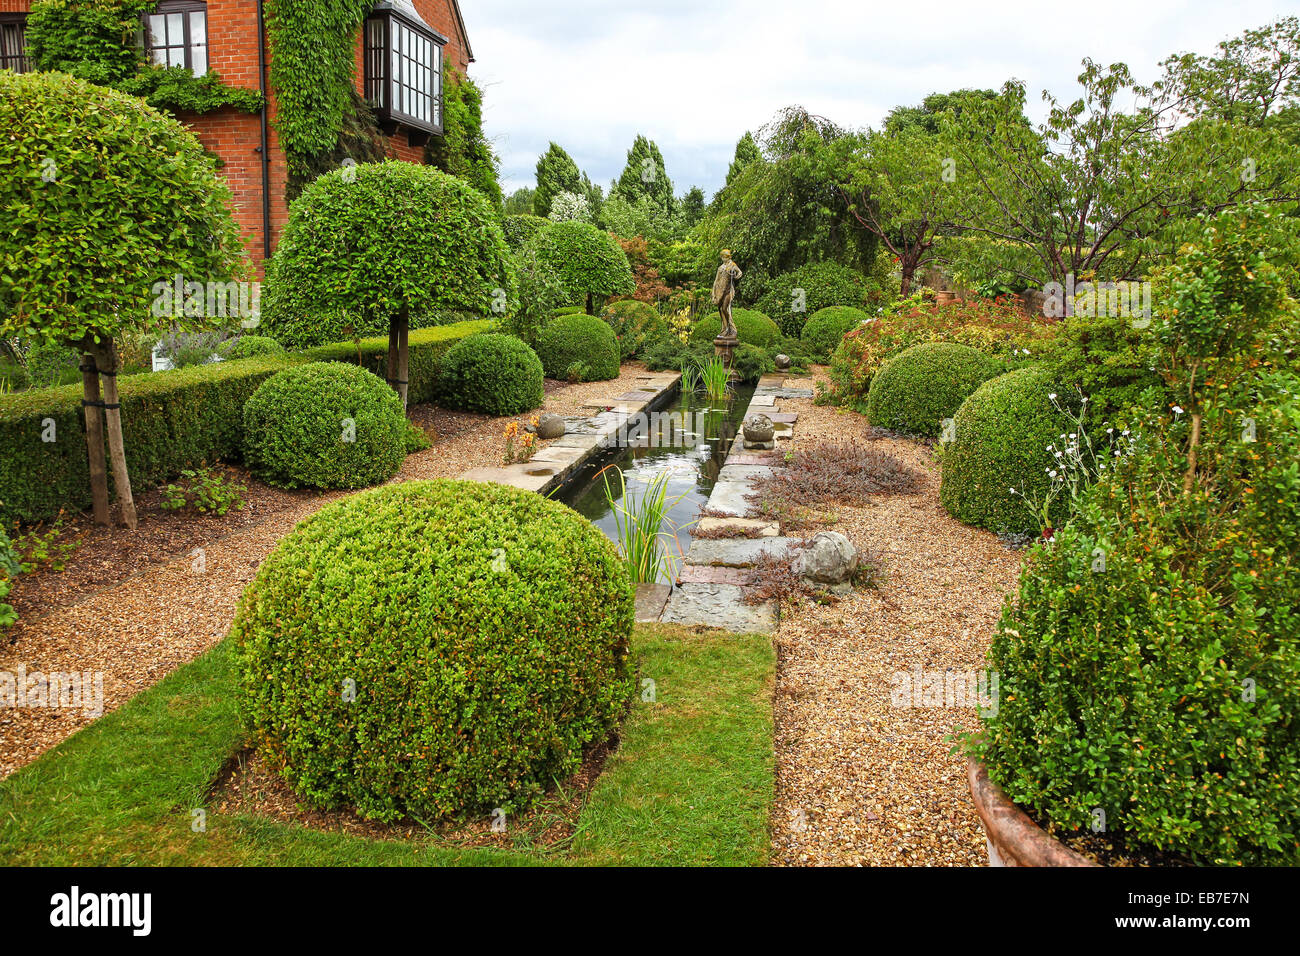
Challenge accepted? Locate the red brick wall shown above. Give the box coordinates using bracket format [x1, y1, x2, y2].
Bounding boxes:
[5, 0, 475, 269]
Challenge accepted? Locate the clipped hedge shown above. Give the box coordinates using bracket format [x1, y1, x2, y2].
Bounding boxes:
[219, 335, 286, 360]
[502, 213, 549, 250]
[438, 333, 544, 415]
[865, 342, 1004, 438]
[939, 366, 1071, 535]
[602, 299, 666, 360]
[801, 306, 871, 361]
[243, 363, 407, 490]
[232, 479, 636, 823]
[689, 309, 781, 349]
[534, 313, 621, 381]
[0, 320, 488, 524]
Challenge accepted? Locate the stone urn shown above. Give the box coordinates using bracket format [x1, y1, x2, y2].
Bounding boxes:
[742, 413, 775, 450]
[774, 353, 792, 371]
[536, 413, 566, 440]
[967, 757, 1097, 867]
[792, 530, 858, 593]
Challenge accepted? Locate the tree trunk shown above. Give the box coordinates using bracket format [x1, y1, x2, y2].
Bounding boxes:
[386, 321, 399, 390]
[586, 291, 594, 315]
[79, 347, 111, 527]
[900, 261, 916, 296]
[88, 337, 137, 530]
[395, 306, 410, 411]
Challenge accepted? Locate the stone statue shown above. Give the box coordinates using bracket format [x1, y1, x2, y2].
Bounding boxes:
[711, 249, 743, 341]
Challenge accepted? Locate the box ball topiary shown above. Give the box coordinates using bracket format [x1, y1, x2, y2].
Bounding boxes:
[865, 341, 1004, 438]
[242, 361, 407, 489]
[220, 335, 287, 360]
[800, 306, 872, 361]
[438, 332, 544, 415]
[939, 365, 1071, 535]
[689, 309, 781, 349]
[231, 479, 636, 823]
[534, 313, 621, 381]
[602, 299, 666, 359]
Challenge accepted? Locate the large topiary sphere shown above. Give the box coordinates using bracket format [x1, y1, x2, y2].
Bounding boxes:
[534, 313, 621, 381]
[865, 341, 1004, 438]
[939, 365, 1072, 534]
[602, 299, 666, 359]
[231, 479, 636, 823]
[800, 306, 872, 361]
[243, 362, 407, 489]
[689, 308, 781, 349]
[438, 333, 544, 415]
[524, 220, 634, 311]
[260, 161, 515, 349]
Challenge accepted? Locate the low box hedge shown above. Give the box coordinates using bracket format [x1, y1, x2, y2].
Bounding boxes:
[0, 321, 490, 525]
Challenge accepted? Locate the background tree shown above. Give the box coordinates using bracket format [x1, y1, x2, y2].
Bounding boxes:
[534, 142, 583, 219]
[259, 161, 516, 407]
[679, 186, 707, 228]
[0, 71, 247, 529]
[525, 221, 635, 314]
[503, 186, 536, 216]
[611, 135, 675, 214]
[723, 131, 761, 191]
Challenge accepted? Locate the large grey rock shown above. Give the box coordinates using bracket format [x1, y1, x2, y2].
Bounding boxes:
[793, 531, 858, 591]
[537, 412, 566, 440]
[743, 413, 775, 443]
[774, 353, 792, 370]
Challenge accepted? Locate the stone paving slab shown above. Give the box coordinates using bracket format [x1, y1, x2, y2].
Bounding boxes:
[718, 464, 777, 484]
[635, 583, 672, 622]
[702, 480, 755, 516]
[529, 445, 587, 463]
[695, 516, 780, 537]
[659, 583, 777, 634]
[749, 395, 776, 407]
[551, 433, 602, 448]
[459, 464, 555, 493]
[775, 388, 814, 399]
[685, 536, 795, 567]
[723, 452, 782, 466]
[767, 412, 799, 424]
[676, 566, 756, 586]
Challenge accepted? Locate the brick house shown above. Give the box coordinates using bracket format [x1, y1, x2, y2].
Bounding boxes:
[0, 0, 475, 269]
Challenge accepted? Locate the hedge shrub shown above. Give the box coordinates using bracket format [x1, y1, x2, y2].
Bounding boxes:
[232, 479, 635, 823]
[523, 220, 635, 313]
[534, 314, 621, 381]
[243, 362, 407, 490]
[800, 306, 871, 361]
[602, 299, 666, 360]
[865, 342, 1004, 438]
[755, 262, 873, 337]
[689, 309, 781, 349]
[939, 366, 1071, 535]
[438, 333, 544, 416]
[260, 161, 514, 349]
[501, 213, 548, 250]
[973, 369, 1300, 864]
[0, 321, 487, 524]
[219, 335, 286, 360]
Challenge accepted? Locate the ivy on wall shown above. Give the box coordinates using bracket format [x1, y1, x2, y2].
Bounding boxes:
[428, 62, 502, 208]
[25, 0, 264, 115]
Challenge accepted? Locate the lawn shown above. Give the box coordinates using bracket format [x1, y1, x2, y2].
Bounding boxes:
[0, 624, 774, 867]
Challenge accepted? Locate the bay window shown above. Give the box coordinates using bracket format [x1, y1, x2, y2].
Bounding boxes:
[364, 1, 445, 143]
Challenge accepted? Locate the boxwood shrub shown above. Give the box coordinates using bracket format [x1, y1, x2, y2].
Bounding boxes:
[755, 261, 873, 337]
[800, 305, 871, 361]
[602, 299, 666, 359]
[865, 342, 1004, 438]
[231, 479, 636, 823]
[243, 362, 407, 490]
[534, 313, 620, 381]
[219, 335, 286, 360]
[438, 333, 544, 415]
[689, 309, 781, 349]
[939, 365, 1071, 534]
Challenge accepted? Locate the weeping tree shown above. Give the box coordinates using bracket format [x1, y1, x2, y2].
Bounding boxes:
[0, 71, 247, 529]
[523, 221, 635, 315]
[258, 161, 515, 407]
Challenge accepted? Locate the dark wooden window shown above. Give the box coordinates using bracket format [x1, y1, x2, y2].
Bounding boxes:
[0, 14, 30, 74]
[364, 3, 444, 143]
[142, 0, 209, 76]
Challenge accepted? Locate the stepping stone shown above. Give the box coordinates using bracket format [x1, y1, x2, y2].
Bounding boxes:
[718, 464, 776, 483]
[659, 583, 777, 634]
[703, 480, 755, 517]
[551, 433, 602, 449]
[581, 400, 635, 412]
[749, 395, 776, 407]
[695, 516, 780, 538]
[685, 536, 795, 568]
[635, 583, 672, 622]
[725, 452, 782, 467]
[776, 388, 814, 399]
[529, 445, 586, 463]
[767, 412, 798, 424]
[676, 566, 756, 586]
[614, 391, 657, 402]
[459, 464, 556, 493]
[773, 423, 794, 440]
[757, 374, 786, 386]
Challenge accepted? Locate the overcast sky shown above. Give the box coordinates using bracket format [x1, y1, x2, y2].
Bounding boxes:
[461, 0, 1298, 202]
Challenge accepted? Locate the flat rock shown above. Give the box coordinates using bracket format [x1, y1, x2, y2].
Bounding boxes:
[551, 433, 602, 448]
[749, 395, 776, 407]
[767, 412, 799, 424]
[660, 583, 778, 634]
[459, 464, 556, 493]
[703, 480, 756, 516]
[718, 464, 776, 483]
[695, 516, 780, 538]
[529, 445, 587, 463]
[776, 388, 814, 399]
[635, 583, 672, 622]
[685, 536, 795, 567]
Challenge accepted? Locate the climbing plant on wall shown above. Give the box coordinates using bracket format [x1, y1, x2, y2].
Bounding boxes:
[427, 61, 502, 208]
[25, 0, 263, 115]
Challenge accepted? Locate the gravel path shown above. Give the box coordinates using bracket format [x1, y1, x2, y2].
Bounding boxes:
[769, 372, 1023, 866]
[0, 365, 654, 779]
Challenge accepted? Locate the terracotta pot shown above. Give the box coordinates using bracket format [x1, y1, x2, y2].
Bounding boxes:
[934, 290, 958, 306]
[967, 758, 1098, 867]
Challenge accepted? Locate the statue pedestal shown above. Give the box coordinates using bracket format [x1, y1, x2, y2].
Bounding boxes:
[713, 334, 740, 367]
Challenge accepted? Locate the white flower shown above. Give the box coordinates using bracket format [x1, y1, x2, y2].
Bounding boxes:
[1173, 405, 1184, 415]
[1106, 428, 1114, 434]
[1009, 487, 1017, 494]
[1049, 393, 1058, 400]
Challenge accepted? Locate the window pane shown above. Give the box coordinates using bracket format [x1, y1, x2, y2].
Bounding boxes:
[167, 13, 183, 43]
[168, 46, 185, 68]
[149, 14, 166, 47]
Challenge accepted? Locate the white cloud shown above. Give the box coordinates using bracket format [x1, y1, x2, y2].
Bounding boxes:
[462, 0, 1293, 199]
